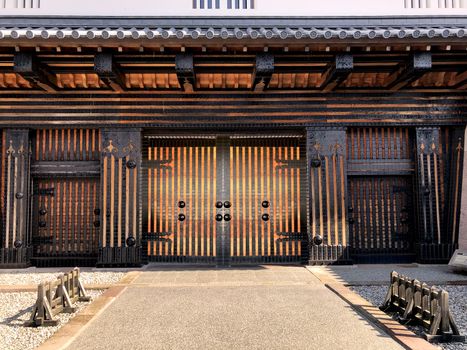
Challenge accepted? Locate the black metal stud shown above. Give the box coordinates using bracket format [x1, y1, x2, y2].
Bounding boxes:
[15, 192, 24, 199]
[224, 201, 232, 208]
[224, 214, 232, 222]
[348, 207, 354, 213]
[14, 240, 23, 248]
[311, 159, 322, 168]
[39, 209, 47, 216]
[93, 220, 101, 227]
[216, 214, 223, 222]
[424, 187, 431, 196]
[313, 235, 323, 246]
[262, 201, 270, 208]
[262, 214, 270, 221]
[178, 201, 186, 208]
[126, 236, 136, 247]
[94, 208, 101, 216]
[39, 221, 47, 228]
[215, 201, 223, 209]
[126, 160, 137, 169]
[178, 214, 186, 222]
[349, 218, 355, 225]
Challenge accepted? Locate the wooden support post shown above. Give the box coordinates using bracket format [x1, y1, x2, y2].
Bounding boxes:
[306, 127, 350, 264]
[252, 53, 274, 92]
[319, 54, 353, 92]
[94, 53, 125, 92]
[1, 129, 31, 268]
[385, 52, 432, 91]
[13, 53, 56, 92]
[446, 127, 465, 250]
[98, 129, 142, 267]
[175, 53, 196, 92]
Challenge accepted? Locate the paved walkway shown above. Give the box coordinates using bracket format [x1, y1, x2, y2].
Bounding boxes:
[66, 265, 403, 350]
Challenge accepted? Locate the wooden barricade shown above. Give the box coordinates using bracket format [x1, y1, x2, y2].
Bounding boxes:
[25, 267, 91, 327]
[380, 271, 465, 343]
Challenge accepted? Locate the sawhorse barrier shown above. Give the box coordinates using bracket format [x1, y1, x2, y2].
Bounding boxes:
[380, 271, 465, 343]
[25, 267, 91, 327]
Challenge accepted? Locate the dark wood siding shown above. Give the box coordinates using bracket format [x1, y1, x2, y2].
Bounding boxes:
[0, 91, 464, 128]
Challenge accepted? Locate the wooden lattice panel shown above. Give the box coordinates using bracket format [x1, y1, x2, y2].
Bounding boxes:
[146, 139, 218, 259]
[34, 129, 100, 161]
[347, 128, 412, 160]
[348, 176, 414, 250]
[32, 177, 100, 257]
[230, 139, 305, 259]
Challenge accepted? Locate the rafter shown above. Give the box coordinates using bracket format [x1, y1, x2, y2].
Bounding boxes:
[453, 70, 467, 89]
[175, 54, 196, 92]
[94, 53, 125, 92]
[13, 53, 56, 92]
[252, 53, 274, 92]
[384, 52, 432, 91]
[319, 54, 353, 92]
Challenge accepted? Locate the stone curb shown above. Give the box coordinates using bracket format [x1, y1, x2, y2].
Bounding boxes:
[35, 270, 142, 350]
[0, 284, 112, 293]
[306, 267, 440, 350]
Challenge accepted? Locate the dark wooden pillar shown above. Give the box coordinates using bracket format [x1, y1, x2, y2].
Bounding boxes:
[306, 127, 351, 264]
[1, 129, 31, 267]
[414, 127, 462, 263]
[446, 127, 466, 252]
[98, 129, 142, 266]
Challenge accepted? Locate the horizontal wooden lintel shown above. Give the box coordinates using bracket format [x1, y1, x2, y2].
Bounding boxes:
[31, 161, 100, 177]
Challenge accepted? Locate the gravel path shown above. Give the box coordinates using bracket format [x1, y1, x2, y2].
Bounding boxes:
[0, 289, 104, 350]
[0, 272, 125, 286]
[351, 285, 467, 350]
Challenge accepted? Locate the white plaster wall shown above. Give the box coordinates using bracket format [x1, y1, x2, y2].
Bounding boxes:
[1, 0, 467, 17]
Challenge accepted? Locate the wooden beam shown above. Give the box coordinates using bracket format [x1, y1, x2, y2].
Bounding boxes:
[319, 54, 353, 92]
[385, 52, 432, 91]
[94, 53, 125, 92]
[13, 53, 56, 92]
[175, 53, 195, 92]
[252, 53, 274, 92]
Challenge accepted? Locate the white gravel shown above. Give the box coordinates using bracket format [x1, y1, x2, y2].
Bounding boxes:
[0, 289, 104, 350]
[351, 285, 467, 350]
[0, 271, 125, 286]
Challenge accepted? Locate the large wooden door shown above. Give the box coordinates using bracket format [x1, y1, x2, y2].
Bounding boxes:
[347, 127, 416, 262]
[32, 177, 100, 265]
[143, 135, 307, 264]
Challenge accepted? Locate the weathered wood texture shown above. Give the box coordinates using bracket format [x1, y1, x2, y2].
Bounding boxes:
[347, 127, 416, 263]
[99, 129, 142, 266]
[414, 127, 464, 263]
[0, 92, 464, 128]
[381, 271, 465, 343]
[31, 177, 100, 265]
[1, 129, 32, 267]
[26, 268, 91, 327]
[306, 127, 350, 264]
[142, 136, 307, 264]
